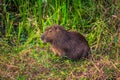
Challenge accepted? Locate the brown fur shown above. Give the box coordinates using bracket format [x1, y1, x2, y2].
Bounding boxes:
[41, 25, 90, 60]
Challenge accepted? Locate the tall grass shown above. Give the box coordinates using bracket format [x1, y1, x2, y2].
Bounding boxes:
[2, 0, 119, 51]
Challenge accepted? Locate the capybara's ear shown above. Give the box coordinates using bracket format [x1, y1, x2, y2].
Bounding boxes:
[54, 26, 57, 30]
[55, 26, 61, 32]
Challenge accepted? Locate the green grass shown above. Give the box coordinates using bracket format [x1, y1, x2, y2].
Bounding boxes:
[0, 0, 120, 79]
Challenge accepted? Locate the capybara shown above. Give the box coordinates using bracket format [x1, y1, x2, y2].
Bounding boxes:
[41, 25, 90, 60]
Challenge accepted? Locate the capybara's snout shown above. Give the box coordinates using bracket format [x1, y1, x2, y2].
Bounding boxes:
[41, 34, 47, 43]
[41, 34, 44, 41]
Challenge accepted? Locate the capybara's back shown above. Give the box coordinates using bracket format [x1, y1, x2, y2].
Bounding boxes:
[41, 25, 90, 60]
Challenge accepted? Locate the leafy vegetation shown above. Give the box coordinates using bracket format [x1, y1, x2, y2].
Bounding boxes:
[0, 0, 120, 79]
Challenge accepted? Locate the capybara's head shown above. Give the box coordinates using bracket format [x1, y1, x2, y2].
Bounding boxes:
[41, 25, 63, 43]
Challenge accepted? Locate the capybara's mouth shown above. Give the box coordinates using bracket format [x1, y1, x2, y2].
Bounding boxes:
[41, 35, 44, 41]
[41, 37, 47, 44]
[42, 39, 47, 44]
[41, 35, 47, 43]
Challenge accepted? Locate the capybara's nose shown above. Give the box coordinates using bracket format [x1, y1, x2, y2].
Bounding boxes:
[41, 34, 44, 40]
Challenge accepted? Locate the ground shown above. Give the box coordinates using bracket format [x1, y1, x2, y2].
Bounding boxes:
[0, 43, 120, 80]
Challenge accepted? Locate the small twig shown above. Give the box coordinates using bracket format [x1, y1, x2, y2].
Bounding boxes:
[110, 61, 120, 72]
[91, 61, 101, 72]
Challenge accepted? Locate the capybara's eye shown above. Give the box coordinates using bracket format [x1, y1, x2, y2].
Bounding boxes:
[49, 29, 52, 32]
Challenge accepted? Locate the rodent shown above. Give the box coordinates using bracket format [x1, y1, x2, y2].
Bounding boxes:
[41, 25, 90, 60]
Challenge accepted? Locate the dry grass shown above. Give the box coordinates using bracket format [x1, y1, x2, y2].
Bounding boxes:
[0, 44, 120, 80]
